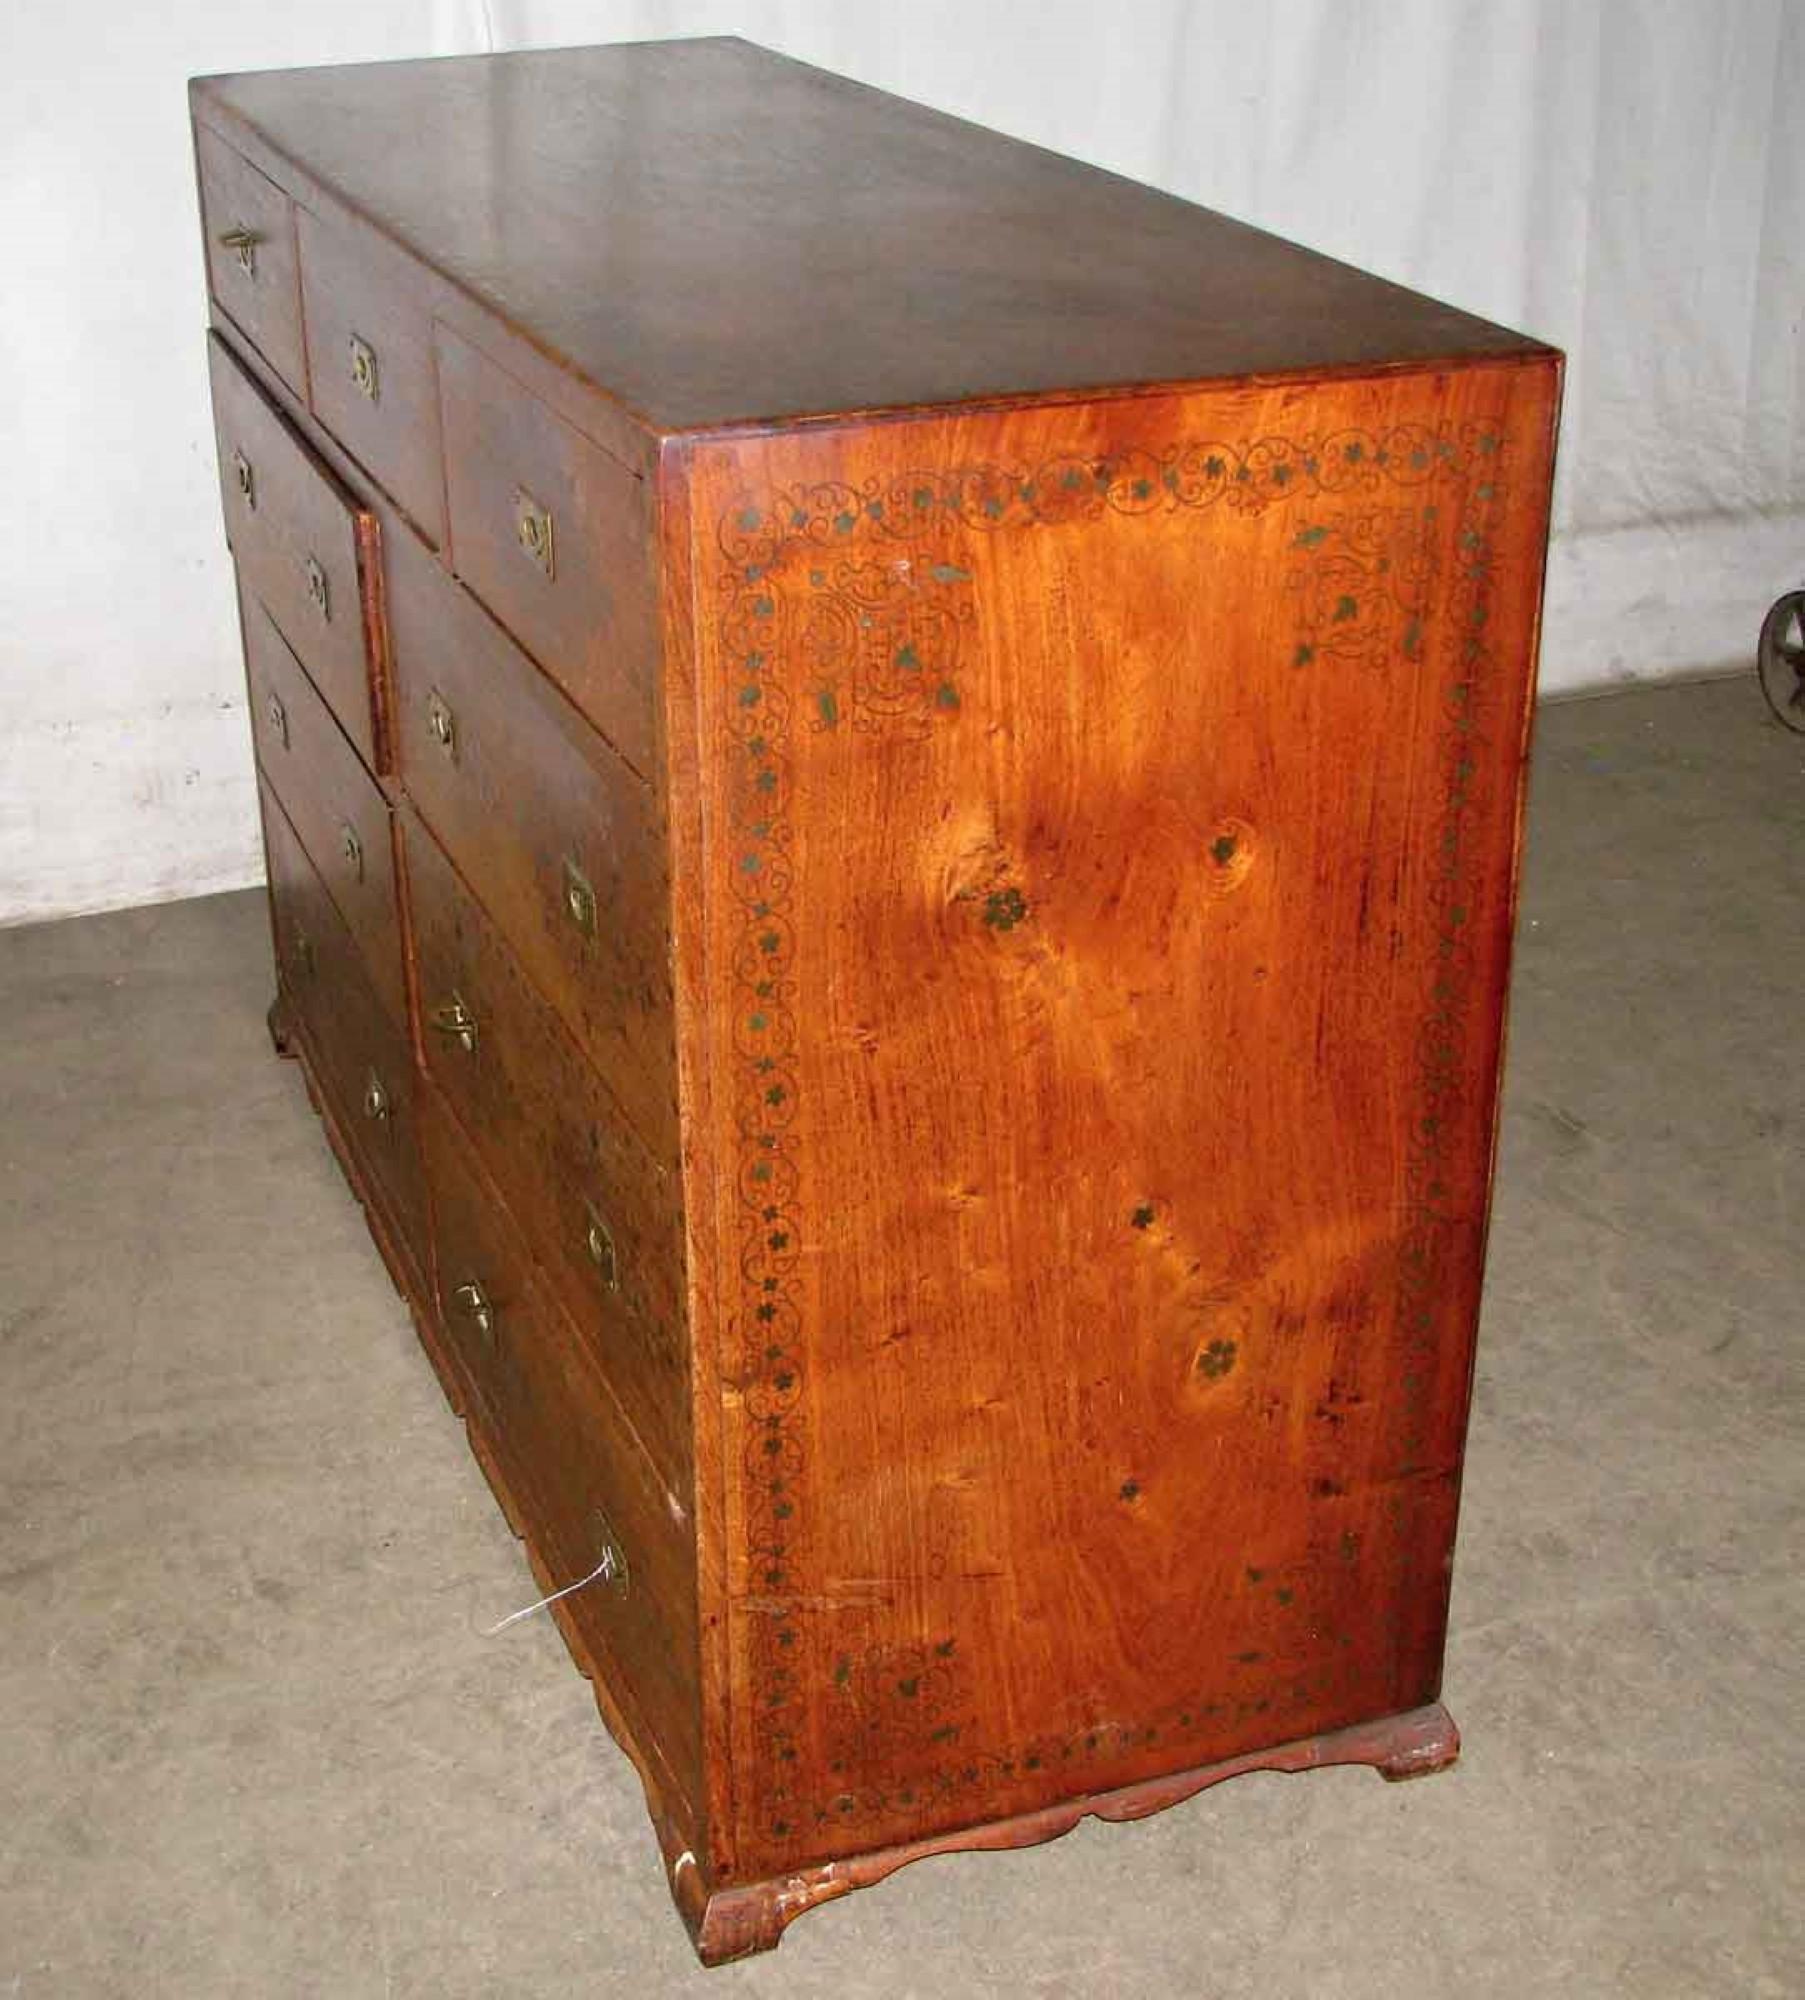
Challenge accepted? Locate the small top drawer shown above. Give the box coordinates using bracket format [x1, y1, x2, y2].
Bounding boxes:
[437, 327, 660, 776]
[195, 125, 307, 396]
[242, 588, 406, 1032]
[298, 209, 446, 547]
[208, 332, 387, 771]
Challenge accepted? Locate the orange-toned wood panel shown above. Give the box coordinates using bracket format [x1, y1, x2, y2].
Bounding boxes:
[683, 357, 1558, 1875]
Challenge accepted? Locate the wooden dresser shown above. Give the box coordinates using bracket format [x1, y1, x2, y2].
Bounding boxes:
[191, 38, 1559, 1963]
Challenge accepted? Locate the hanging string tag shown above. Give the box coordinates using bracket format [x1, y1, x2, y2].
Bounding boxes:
[482, 1537, 626, 1637]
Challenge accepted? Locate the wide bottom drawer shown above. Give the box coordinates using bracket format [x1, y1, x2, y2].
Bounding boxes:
[419, 1088, 703, 1814]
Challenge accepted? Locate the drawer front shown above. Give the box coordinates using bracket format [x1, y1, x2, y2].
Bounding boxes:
[437, 326, 660, 776]
[386, 522, 678, 1165]
[405, 811, 690, 1493]
[420, 1086, 516, 1429]
[242, 589, 406, 1031]
[209, 332, 386, 770]
[424, 1109, 700, 1806]
[298, 208, 447, 547]
[261, 783, 428, 1270]
[196, 125, 307, 396]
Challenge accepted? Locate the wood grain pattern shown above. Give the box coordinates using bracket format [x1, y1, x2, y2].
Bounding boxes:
[405, 807, 692, 1497]
[241, 586, 406, 1029]
[195, 122, 307, 396]
[298, 205, 448, 547]
[384, 518, 679, 1166]
[680, 354, 1557, 1877]
[195, 40, 1562, 1963]
[208, 333, 387, 770]
[437, 325, 661, 777]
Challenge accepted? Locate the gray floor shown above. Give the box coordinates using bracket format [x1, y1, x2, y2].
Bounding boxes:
[2, 676, 1801, 1998]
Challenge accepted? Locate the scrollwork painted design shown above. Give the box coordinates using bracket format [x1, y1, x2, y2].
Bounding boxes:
[715, 418, 1510, 1851]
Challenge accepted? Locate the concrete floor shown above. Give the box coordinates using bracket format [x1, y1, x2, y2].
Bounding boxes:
[2, 675, 1801, 1998]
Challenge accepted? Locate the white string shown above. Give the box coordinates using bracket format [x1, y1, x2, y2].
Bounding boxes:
[482, 1551, 620, 1636]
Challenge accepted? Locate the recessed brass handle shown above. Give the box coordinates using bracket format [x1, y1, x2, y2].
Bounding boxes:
[429, 995, 478, 1054]
[515, 488, 554, 578]
[426, 688, 457, 760]
[348, 332, 379, 403]
[217, 225, 261, 278]
[304, 555, 330, 621]
[265, 689, 288, 749]
[583, 1202, 619, 1291]
[562, 856, 597, 938]
[340, 822, 364, 881]
[453, 1278, 494, 1340]
[362, 1070, 391, 1122]
[232, 449, 255, 510]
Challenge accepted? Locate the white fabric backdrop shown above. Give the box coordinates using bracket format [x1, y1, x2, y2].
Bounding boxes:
[4, 0, 1800, 922]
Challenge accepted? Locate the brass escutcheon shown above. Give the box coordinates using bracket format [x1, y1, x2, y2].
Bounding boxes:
[304, 555, 330, 621]
[265, 689, 288, 749]
[515, 488, 554, 578]
[233, 449, 255, 510]
[362, 1071, 391, 1122]
[348, 332, 379, 403]
[340, 822, 364, 881]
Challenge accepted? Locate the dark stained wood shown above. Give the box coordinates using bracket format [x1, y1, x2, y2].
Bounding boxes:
[405, 807, 691, 1497]
[685, 1701, 1460, 1963]
[260, 781, 429, 1274]
[419, 1085, 704, 1820]
[194, 122, 307, 397]
[384, 520, 678, 1165]
[195, 40, 1562, 1964]
[298, 205, 448, 547]
[437, 325, 661, 776]
[192, 41, 1549, 433]
[241, 586, 406, 1030]
[208, 334, 388, 770]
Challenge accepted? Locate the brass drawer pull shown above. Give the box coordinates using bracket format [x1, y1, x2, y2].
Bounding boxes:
[453, 1278, 495, 1340]
[583, 1202, 619, 1291]
[362, 1070, 391, 1122]
[348, 332, 379, 403]
[426, 688, 457, 760]
[232, 449, 255, 510]
[265, 688, 288, 749]
[592, 1512, 629, 1591]
[340, 822, 364, 881]
[562, 856, 597, 938]
[217, 225, 261, 277]
[515, 488, 554, 578]
[304, 555, 330, 621]
[429, 995, 478, 1053]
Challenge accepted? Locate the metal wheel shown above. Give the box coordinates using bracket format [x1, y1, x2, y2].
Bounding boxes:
[1757, 589, 1805, 732]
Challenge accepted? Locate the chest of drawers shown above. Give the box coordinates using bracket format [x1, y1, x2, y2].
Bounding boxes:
[192, 38, 1559, 1963]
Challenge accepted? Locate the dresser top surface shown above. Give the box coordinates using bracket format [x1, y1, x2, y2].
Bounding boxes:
[193, 36, 1551, 436]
